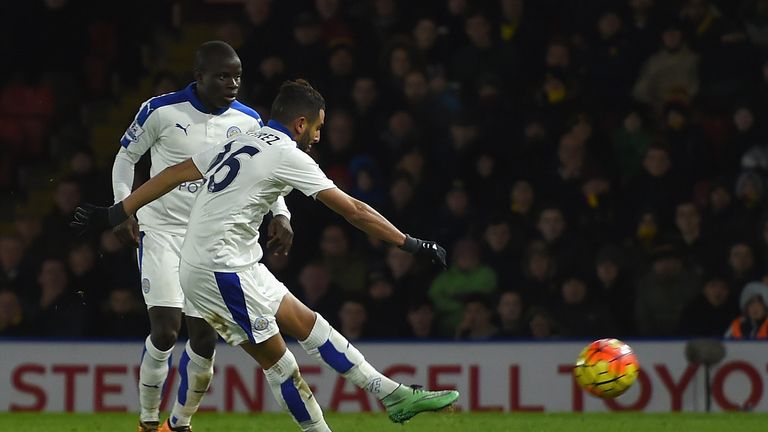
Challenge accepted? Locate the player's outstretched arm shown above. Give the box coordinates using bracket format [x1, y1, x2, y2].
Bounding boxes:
[71, 159, 203, 233]
[316, 187, 447, 268]
[122, 158, 203, 215]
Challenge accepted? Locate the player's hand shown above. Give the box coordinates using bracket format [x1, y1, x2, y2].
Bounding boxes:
[399, 234, 447, 269]
[70, 202, 129, 235]
[267, 214, 293, 256]
[113, 215, 140, 247]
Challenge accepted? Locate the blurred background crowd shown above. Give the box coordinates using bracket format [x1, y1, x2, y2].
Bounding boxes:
[2, 0, 768, 342]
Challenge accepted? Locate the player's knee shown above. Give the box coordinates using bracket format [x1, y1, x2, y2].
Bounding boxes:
[189, 335, 216, 359]
[150, 329, 179, 350]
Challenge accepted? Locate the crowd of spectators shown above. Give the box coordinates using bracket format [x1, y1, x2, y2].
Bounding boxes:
[2, 0, 768, 342]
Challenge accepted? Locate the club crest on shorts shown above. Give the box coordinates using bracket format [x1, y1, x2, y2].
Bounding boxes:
[141, 278, 151, 293]
[253, 316, 270, 331]
[226, 126, 242, 137]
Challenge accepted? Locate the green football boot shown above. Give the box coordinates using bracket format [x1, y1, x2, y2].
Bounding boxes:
[382, 384, 460, 423]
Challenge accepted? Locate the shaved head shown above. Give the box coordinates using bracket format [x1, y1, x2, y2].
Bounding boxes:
[192, 40, 243, 111]
[194, 40, 239, 72]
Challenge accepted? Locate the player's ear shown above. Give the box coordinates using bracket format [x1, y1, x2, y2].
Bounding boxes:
[294, 116, 307, 135]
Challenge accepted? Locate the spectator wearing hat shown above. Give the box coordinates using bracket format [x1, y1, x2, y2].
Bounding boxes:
[725, 281, 768, 339]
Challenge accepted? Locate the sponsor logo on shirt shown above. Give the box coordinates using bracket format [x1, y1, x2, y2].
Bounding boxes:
[177, 178, 208, 193]
[175, 123, 191, 136]
[227, 126, 242, 138]
[142, 278, 151, 294]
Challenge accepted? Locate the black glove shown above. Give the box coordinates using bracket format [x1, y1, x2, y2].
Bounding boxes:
[399, 234, 447, 269]
[70, 202, 129, 234]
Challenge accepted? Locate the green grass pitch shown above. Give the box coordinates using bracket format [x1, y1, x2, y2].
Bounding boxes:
[1, 412, 766, 432]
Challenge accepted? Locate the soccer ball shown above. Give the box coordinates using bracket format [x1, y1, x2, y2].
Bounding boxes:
[573, 338, 640, 398]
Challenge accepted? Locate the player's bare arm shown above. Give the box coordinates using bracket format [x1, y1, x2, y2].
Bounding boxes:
[317, 187, 406, 246]
[316, 187, 447, 267]
[122, 159, 203, 215]
[71, 158, 202, 232]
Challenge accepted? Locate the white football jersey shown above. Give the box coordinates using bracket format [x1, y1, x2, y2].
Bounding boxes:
[119, 83, 264, 235]
[182, 121, 336, 272]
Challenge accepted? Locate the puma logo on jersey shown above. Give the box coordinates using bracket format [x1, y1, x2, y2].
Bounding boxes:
[175, 123, 191, 136]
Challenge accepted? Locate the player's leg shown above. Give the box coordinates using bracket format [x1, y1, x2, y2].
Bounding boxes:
[164, 316, 218, 431]
[139, 307, 182, 430]
[137, 231, 186, 431]
[276, 293, 400, 396]
[240, 335, 330, 432]
[276, 292, 460, 423]
[178, 262, 329, 431]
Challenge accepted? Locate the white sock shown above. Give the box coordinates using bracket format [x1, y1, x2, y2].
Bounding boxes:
[299, 314, 400, 399]
[169, 341, 214, 428]
[139, 336, 173, 423]
[263, 349, 330, 432]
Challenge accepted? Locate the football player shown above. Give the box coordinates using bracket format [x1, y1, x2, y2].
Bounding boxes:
[112, 41, 293, 432]
[77, 79, 458, 432]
